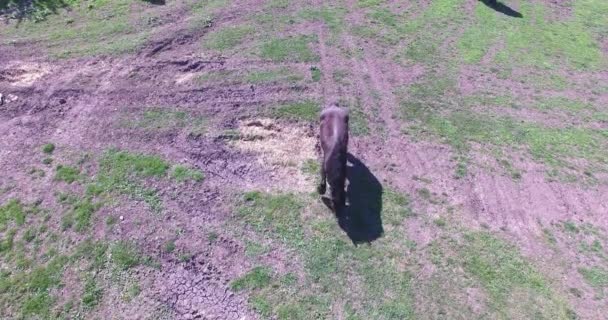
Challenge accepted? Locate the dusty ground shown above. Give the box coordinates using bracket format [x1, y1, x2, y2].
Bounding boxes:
[1, 0, 607, 319]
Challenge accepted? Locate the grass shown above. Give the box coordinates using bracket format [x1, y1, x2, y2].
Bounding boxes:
[301, 159, 320, 177]
[171, 165, 204, 182]
[399, 73, 608, 175]
[42, 143, 55, 154]
[246, 68, 304, 84]
[562, 221, 580, 233]
[124, 283, 141, 301]
[231, 266, 273, 291]
[0, 255, 68, 318]
[93, 149, 170, 212]
[273, 100, 320, 122]
[235, 190, 416, 319]
[197, 68, 304, 85]
[460, 232, 572, 318]
[234, 189, 575, 319]
[82, 277, 103, 308]
[578, 267, 608, 290]
[455, 1, 608, 70]
[163, 240, 176, 253]
[336, 97, 370, 136]
[55, 165, 80, 183]
[260, 35, 319, 62]
[111, 242, 140, 270]
[0, 199, 26, 231]
[310, 66, 321, 82]
[535, 96, 592, 112]
[125, 108, 205, 134]
[0, 0, 154, 58]
[59, 193, 100, 232]
[204, 25, 253, 51]
[245, 241, 268, 257]
[0, 0, 76, 21]
[0, 172, 158, 319]
[298, 7, 346, 33]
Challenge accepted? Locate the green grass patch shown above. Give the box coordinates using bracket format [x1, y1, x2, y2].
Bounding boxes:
[578, 267, 608, 290]
[197, 68, 304, 85]
[246, 68, 304, 84]
[82, 277, 103, 309]
[245, 241, 268, 258]
[299, 7, 346, 33]
[535, 96, 592, 111]
[55, 165, 80, 183]
[171, 165, 204, 182]
[73, 239, 109, 271]
[204, 25, 253, 51]
[260, 35, 319, 62]
[399, 73, 608, 174]
[273, 100, 320, 122]
[189, 0, 227, 29]
[111, 242, 140, 270]
[163, 240, 176, 253]
[63, 197, 101, 232]
[0, 199, 26, 231]
[92, 149, 170, 212]
[1, 0, 153, 58]
[231, 266, 273, 291]
[458, 1, 607, 70]
[310, 66, 321, 82]
[357, 0, 383, 7]
[336, 98, 369, 136]
[42, 143, 55, 154]
[457, 232, 571, 318]
[124, 108, 206, 134]
[235, 190, 416, 319]
[0, 255, 68, 318]
[124, 283, 141, 301]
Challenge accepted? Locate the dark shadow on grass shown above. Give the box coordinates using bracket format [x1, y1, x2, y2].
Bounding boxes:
[142, 0, 166, 5]
[335, 153, 384, 245]
[1, 0, 70, 24]
[479, 0, 523, 18]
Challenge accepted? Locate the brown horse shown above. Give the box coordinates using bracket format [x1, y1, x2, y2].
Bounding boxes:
[318, 105, 349, 214]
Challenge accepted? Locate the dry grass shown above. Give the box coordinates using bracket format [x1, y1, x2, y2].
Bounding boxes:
[3, 61, 53, 86]
[232, 118, 318, 192]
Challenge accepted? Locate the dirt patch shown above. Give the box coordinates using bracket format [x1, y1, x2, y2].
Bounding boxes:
[231, 118, 318, 192]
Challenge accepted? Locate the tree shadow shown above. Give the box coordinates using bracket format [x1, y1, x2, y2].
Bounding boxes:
[1, 0, 68, 23]
[335, 153, 384, 245]
[1, 0, 165, 24]
[142, 0, 166, 5]
[479, 0, 523, 18]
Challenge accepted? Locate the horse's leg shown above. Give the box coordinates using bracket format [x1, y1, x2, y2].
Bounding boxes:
[317, 159, 327, 195]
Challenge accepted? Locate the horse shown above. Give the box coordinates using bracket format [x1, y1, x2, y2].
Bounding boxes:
[318, 105, 349, 215]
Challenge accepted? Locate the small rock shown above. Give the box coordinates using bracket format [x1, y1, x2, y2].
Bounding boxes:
[119, 215, 124, 221]
[0, 93, 4, 105]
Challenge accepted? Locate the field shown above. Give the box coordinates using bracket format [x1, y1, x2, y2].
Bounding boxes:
[0, 0, 607, 319]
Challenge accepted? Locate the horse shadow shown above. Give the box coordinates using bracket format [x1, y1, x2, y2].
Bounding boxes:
[479, 0, 523, 18]
[327, 153, 384, 245]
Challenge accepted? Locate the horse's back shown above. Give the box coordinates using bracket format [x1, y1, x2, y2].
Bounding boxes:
[320, 106, 349, 149]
